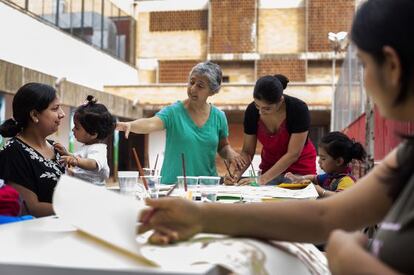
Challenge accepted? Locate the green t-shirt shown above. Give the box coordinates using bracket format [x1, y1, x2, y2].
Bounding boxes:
[156, 101, 229, 184]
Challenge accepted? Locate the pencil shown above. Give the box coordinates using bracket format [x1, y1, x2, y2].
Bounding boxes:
[223, 159, 233, 178]
[181, 153, 187, 192]
[153, 153, 159, 172]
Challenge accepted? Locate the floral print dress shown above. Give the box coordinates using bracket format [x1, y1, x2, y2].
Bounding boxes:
[0, 137, 65, 203]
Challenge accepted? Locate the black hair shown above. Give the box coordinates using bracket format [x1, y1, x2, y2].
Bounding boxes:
[319, 131, 366, 165]
[253, 74, 289, 104]
[74, 95, 116, 140]
[352, 0, 414, 200]
[0, 83, 57, 137]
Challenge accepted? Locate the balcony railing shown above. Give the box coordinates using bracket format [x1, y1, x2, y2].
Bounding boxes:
[6, 0, 136, 65]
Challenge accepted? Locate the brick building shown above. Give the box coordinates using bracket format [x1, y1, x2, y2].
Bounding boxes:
[105, 0, 358, 174]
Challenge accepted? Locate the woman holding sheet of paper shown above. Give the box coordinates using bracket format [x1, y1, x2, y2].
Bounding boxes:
[0, 83, 66, 217]
[139, 0, 414, 273]
[116, 61, 241, 184]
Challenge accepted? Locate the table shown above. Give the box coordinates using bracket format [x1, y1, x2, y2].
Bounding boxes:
[0, 216, 329, 275]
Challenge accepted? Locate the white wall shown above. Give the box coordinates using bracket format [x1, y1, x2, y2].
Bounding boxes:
[0, 2, 138, 90]
[148, 130, 166, 174]
[110, 0, 134, 16]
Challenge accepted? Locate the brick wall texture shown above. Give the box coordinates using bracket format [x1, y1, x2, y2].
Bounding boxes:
[308, 0, 355, 52]
[257, 59, 306, 82]
[158, 60, 200, 83]
[150, 10, 208, 32]
[138, 13, 207, 60]
[210, 0, 256, 54]
[258, 8, 305, 54]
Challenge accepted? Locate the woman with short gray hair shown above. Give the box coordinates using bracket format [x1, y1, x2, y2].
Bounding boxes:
[117, 61, 240, 184]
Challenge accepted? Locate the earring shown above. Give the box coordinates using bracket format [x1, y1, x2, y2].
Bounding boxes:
[34, 119, 39, 123]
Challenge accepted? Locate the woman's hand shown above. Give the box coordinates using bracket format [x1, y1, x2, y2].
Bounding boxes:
[232, 153, 249, 170]
[138, 198, 204, 245]
[223, 174, 237, 185]
[54, 143, 69, 156]
[116, 122, 131, 138]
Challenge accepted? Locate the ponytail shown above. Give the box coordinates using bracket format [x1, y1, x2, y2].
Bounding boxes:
[0, 118, 23, 138]
[274, 74, 289, 90]
[350, 140, 367, 161]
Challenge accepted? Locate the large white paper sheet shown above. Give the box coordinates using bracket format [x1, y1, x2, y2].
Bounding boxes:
[53, 175, 155, 266]
[194, 183, 319, 200]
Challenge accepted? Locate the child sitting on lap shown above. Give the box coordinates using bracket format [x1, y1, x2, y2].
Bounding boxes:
[286, 131, 366, 198]
[54, 96, 115, 185]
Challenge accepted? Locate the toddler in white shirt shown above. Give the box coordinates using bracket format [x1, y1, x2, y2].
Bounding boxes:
[55, 95, 115, 185]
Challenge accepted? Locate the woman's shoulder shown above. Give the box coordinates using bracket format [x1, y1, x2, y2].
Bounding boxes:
[210, 104, 225, 114]
[0, 138, 21, 154]
[244, 101, 259, 116]
[284, 95, 308, 108]
[158, 101, 184, 114]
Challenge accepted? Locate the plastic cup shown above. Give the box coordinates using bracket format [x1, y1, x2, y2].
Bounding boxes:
[142, 168, 156, 176]
[248, 169, 262, 184]
[198, 176, 220, 202]
[118, 171, 138, 196]
[176, 176, 199, 200]
[142, 175, 161, 199]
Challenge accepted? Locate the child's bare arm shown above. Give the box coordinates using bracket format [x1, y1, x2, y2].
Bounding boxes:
[285, 172, 317, 183]
[59, 155, 98, 171]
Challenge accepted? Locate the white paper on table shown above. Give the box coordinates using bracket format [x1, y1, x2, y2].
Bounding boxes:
[197, 184, 319, 200]
[52, 175, 156, 266]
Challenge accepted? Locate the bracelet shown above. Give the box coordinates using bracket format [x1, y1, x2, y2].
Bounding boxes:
[322, 189, 326, 197]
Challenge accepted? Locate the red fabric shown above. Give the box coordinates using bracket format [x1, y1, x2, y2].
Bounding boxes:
[0, 185, 21, 216]
[257, 119, 316, 175]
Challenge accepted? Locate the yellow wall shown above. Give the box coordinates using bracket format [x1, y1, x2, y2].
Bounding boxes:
[220, 62, 255, 83]
[138, 69, 157, 84]
[258, 8, 305, 54]
[136, 12, 207, 60]
[307, 60, 342, 83]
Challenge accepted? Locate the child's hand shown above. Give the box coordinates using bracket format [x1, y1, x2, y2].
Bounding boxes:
[284, 172, 302, 182]
[54, 143, 69, 156]
[59, 155, 79, 167]
[236, 177, 256, 186]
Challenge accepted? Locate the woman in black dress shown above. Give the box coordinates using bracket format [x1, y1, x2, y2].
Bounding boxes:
[0, 83, 65, 217]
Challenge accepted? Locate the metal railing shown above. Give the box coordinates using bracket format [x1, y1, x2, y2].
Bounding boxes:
[5, 0, 136, 65]
[332, 44, 366, 131]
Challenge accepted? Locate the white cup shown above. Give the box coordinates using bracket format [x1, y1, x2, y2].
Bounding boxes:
[177, 176, 199, 200]
[142, 175, 161, 199]
[118, 171, 138, 195]
[198, 176, 220, 202]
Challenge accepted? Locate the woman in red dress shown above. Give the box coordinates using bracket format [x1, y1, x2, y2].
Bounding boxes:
[231, 74, 316, 185]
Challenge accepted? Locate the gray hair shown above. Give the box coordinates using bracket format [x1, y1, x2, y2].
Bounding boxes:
[189, 61, 222, 94]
